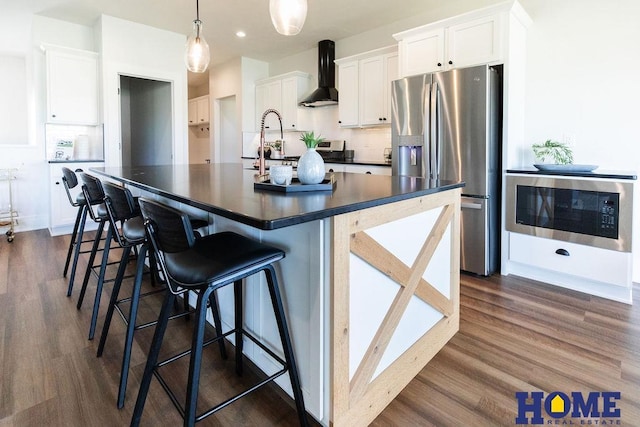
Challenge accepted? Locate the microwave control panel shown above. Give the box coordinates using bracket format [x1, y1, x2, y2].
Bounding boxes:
[598, 195, 619, 238]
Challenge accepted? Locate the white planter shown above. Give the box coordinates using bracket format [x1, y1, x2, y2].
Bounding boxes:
[297, 148, 326, 184]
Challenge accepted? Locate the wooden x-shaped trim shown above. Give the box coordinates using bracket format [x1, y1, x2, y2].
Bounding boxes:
[348, 203, 454, 400]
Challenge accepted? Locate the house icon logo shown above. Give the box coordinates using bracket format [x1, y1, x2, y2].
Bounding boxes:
[515, 391, 621, 425]
[550, 394, 566, 415]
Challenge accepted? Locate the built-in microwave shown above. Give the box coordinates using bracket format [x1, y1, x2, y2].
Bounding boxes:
[506, 175, 633, 252]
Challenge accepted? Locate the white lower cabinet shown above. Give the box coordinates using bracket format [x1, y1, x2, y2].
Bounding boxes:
[325, 164, 391, 176]
[508, 232, 632, 303]
[49, 162, 103, 236]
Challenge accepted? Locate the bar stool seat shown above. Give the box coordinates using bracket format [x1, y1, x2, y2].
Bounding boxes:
[131, 197, 308, 427]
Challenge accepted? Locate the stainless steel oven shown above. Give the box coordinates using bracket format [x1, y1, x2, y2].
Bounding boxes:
[506, 175, 633, 252]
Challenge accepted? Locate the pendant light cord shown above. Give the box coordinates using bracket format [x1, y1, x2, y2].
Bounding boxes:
[196, 0, 200, 21]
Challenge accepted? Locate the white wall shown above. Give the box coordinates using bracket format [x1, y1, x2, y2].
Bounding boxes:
[0, 16, 97, 232]
[210, 56, 268, 162]
[98, 15, 189, 167]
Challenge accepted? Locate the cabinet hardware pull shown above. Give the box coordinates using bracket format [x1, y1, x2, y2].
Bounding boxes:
[555, 248, 570, 256]
[448, 60, 453, 65]
[437, 63, 442, 67]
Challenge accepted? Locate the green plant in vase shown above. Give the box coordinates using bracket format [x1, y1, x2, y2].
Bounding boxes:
[300, 131, 325, 149]
[297, 131, 326, 184]
[532, 139, 574, 165]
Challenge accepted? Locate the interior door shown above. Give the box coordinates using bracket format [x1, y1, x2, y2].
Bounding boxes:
[120, 75, 173, 166]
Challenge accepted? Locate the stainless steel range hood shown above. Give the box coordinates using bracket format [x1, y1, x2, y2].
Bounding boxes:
[299, 40, 339, 107]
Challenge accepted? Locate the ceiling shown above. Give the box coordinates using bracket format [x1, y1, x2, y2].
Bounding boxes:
[13, 0, 452, 85]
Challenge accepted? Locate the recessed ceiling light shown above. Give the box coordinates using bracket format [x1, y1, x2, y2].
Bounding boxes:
[236, 31, 246, 38]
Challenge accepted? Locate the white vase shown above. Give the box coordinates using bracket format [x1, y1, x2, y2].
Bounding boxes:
[297, 148, 325, 184]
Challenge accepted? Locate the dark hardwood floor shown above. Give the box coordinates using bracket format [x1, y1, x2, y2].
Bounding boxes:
[1, 229, 638, 426]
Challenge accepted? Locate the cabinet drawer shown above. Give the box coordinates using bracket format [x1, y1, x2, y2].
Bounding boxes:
[509, 233, 631, 287]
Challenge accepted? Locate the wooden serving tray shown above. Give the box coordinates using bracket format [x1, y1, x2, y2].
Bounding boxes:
[254, 174, 336, 193]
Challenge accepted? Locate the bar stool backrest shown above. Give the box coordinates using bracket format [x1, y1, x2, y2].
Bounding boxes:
[61, 167, 82, 207]
[103, 182, 138, 223]
[138, 197, 197, 294]
[138, 198, 196, 254]
[103, 181, 139, 246]
[79, 173, 105, 221]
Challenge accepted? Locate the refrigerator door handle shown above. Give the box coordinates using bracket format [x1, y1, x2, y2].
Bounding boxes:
[461, 201, 483, 210]
[430, 82, 439, 180]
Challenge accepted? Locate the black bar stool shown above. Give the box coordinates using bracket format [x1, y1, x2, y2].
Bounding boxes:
[75, 173, 119, 340]
[61, 167, 93, 295]
[131, 198, 308, 427]
[96, 182, 226, 409]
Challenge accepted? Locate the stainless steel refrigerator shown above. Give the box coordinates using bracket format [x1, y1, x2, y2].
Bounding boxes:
[391, 64, 501, 276]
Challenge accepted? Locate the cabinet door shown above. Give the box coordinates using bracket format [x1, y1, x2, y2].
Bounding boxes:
[196, 96, 209, 124]
[281, 77, 300, 131]
[447, 15, 502, 69]
[256, 80, 282, 131]
[337, 61, 359, 127]
[188, 99, 198, 125]
[383, 53, 399, 123]
[359, 56, 385, 126]
[399, 28, 445, 77]
[46, 50, 99, 125]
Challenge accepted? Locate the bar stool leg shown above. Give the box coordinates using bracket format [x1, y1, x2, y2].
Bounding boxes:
[63, 204, 84, 277]
[207, 291, 228, 360]
[87, 225, 114, 340]
[97, 245, 132, 357]
[116, 243, 148, 408]
[131, 290, 176, 427]
[185, 288, 213, 426]
[233, 280, 243, 376]
[77, 220, 106, 308]
[67, 205, 88, 296]
[264, 265, 308, 427]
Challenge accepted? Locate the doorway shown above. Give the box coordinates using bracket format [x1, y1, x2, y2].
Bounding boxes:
[120, 76, 172, 166]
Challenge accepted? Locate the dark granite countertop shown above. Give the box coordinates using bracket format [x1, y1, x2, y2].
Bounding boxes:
[91, 163, 463, 230]
[48, 159, 105, 164]
[507, 168, 637, 180]
[241, 156, 391, 167]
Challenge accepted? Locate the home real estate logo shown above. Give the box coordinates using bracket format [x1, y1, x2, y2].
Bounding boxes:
[515, 391, 621, 425]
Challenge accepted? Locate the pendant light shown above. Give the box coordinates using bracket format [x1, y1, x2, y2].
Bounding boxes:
[185, 0, 210, 73]
[269, 0, 308, 36]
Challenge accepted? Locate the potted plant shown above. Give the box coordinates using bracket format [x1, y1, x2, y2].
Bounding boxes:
[297, 132, 326, 184]
[532, 139, 574, 165]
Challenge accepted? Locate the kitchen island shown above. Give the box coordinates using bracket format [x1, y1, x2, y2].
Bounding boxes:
[92, 163, 463, 427]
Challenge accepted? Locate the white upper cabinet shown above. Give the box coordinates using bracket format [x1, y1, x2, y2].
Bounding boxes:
[447, 15, 502, 69]
[336, 46, 398, 128]
[188, 95, 210, 126]
[255, 71, 310, 132]
[46, 48, 99, 125]
[336, 61, 359, 127]
[394, 6, 509, 77]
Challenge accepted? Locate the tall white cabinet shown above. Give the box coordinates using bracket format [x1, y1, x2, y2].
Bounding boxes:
[393, 1, 532, 278]
[44, 46, 103, 236]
